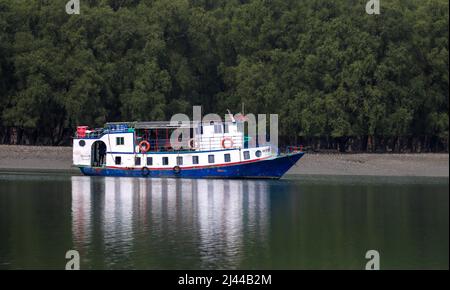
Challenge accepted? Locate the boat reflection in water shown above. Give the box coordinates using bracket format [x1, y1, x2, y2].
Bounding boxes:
[71, 176, 270, 269]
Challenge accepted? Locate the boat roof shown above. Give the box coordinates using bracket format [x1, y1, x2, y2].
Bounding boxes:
[105, 120, 240, 130]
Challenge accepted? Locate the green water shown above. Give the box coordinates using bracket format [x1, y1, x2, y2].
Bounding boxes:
[0, 173, 448, 270]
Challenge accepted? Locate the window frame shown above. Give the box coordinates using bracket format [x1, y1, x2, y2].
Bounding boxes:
[224, 123, 229, 134]
[214, 124, 223, 134]
[116, 137, 124, 145]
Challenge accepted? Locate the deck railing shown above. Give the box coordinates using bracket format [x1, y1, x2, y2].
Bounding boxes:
[135, 136, 248, 152]
[75, 127, 134, 139]
[286, 145, 304, 153]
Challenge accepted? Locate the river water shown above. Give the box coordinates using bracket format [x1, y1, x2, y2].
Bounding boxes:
[0, 173, 448, 269]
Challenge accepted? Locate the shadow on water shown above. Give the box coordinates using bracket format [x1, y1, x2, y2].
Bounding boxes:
[0, 174, 448, 269]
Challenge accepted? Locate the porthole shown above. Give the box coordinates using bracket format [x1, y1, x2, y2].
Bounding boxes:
[255, 150, 262, 157]
[79, 140, 86, 147]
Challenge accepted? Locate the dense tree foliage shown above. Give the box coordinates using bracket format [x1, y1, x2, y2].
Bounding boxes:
[0, 0, 448, 152]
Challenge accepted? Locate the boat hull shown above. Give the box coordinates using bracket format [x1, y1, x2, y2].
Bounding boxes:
[79, 152, 304, 179]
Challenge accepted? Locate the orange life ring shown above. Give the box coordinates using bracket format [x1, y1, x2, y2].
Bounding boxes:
[139, 140, 151, 152]
[221, 137, 234, 149]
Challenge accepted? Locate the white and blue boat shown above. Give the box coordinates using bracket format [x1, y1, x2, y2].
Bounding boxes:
[72, 119, 304, 179]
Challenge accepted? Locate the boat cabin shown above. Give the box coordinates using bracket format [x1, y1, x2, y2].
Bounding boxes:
[72, 120, 271, 169]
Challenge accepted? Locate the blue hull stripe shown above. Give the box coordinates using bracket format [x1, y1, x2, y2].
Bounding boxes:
[80, 152, 304, 179]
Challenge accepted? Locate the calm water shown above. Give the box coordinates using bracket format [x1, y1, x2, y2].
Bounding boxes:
[0, 173, 448, 270]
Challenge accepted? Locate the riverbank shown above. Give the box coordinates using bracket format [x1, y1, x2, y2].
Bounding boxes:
[291, 152, 448, 177]
[0, 145, 76, 174]
[0, 145, 448, 177]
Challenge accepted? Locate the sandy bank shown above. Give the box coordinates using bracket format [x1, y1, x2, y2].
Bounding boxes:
[289, 153, 448, 177]
[0, 145, 77, 173]
[0, 145, 448, 177]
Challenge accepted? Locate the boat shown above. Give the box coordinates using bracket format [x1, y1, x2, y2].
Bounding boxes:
[72, 117, 304, 179]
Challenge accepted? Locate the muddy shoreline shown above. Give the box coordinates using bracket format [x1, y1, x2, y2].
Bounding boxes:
[0, 145, 448, 177]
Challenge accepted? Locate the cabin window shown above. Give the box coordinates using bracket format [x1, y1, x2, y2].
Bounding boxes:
[147, 157, 153, 166]
[224, 153, 231, 162]
[162, 157, 169, 165]
[115, 156, 121, 165]
[237, 122, 244, 133]
[192, 156, 199, 164]
[224, 123, 229, 134]
[214, 124, 222, 134]
[255, 150, 262, 158]
[243, 151, 250, 160]
[116, 137, 124, 145]
[176, 156, 183, 165]
[79, 140, 85, 147]
[208, 155, 215, 164]
[135, 157, 141, 166]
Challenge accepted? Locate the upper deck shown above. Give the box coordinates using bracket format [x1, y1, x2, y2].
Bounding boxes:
[74, 120, 247, 153]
